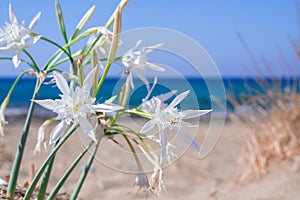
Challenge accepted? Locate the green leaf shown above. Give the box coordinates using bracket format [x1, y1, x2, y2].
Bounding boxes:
[70, 139, 100, 199]
[23, 124, 79, 200]
[47, 141, 94, 200]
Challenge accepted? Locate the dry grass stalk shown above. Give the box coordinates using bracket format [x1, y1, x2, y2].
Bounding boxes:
[231, 16, 300, 181]
[229, 74, 300, 183]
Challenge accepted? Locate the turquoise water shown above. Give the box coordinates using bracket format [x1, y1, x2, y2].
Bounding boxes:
[0, 77, 298, 116]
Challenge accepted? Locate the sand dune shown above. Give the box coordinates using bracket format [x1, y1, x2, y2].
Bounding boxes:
[1, 116, 300, 199]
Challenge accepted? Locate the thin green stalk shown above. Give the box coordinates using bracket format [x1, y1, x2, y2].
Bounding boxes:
[2, 70, 32, 100]
[85, 33, 102, 59]
[123, 134, 142, 168]
[37, 141, 58, 200]
[6, 78, 41, 199]
[0, 57, 35, 69]
[70, 139, 101, 200]
[124, 109, 153, 119]
[22, 49, 39, 72]
[46, 50, 82, 69]
[96, 7, 122, 94]
[23, 123, 79, 200]
[41, 36, 73, 70]
[41, 27, 98, 71]
[47, 141, 94, 200]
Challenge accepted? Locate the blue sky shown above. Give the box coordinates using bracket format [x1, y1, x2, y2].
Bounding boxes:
[0, 0, 298, 77]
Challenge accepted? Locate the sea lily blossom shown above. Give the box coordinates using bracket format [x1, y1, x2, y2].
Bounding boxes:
[139, 76, 177, 114]
[34, 68, 122, 143]
[87, 27, 122, 69]
[0, 4, 41, 68]
[140, 90, 211, 159]
[121, 40, 165, 89]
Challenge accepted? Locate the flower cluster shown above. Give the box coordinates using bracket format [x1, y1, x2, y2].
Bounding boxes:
[0, 1, 211, 198]
[0, 4, 41, 68]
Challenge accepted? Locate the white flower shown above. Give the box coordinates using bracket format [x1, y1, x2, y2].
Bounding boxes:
[0, 4, 41, 68]
[139, 76, 177, 114]
[44, 72, 79, 85]
[121, 40, 165, 89]
[140, 90, 211, 159]
[34, 68, 122, 143]
[87, 27, 122, 69]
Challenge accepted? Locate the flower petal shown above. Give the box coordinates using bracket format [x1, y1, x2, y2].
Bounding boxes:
[147, 62, 165, 71]
[134, 69, 149, 91]
[144, 43, 163, 53]
[159, 129, 168, 158]
[28, 12, 41, 30]
[49, 121, 68, 144]
[175, 128, 200, 152]
[54, 71, 70, 95]
[82, 67, 97, 92]
[25, 35, 41, 46]
[0, 47, 10, 53]
[93, 103, 123, 112]
[156, 90, 177, 102]
[140, 120, 156, 133]
[9, 4, 18, 24]
[86, 131, 98, 143]
[166, 90, 190, 110]
[144, 76, 157, 101]
[34, 99, 59, 111]
[181, 109, 212, 119]
[12, 52, 21, 68]
[77, 115, 93, 133]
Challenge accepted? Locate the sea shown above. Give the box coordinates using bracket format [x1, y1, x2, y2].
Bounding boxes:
[0, 77, 298, 118]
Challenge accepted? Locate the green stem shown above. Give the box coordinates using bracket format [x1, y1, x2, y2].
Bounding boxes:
[6, 78, 40, 199]
[22, 50, 39, 72]
[41, 36, 73, 70]
[95, 7, 122, 95]
[123, 135, 142, 168]
[46, 50, 82, 69]
[70, 139, 101, 200]
[124, 109, 153, 119]
[85, 33, 102, 58]
[37, 141, 58, 200]
[47, 141, 94, 200]
[41, 27, 98, 71]
[4, 70, 32, 100]
[23, 123, 79, 200]
[0, 57, 35, 69]
[55, 0, 71, 56]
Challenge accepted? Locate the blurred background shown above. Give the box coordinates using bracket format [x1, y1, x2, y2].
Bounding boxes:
[0, 0, 298, 77]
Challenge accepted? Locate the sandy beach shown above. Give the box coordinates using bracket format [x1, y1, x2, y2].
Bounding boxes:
[1, 115, 300, 200]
